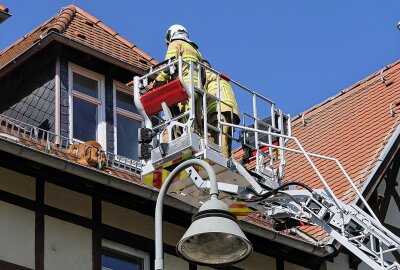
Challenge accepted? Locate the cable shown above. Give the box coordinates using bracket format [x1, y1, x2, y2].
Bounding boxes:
[278, 181, 313, 193]
[242, 181, 313, 203]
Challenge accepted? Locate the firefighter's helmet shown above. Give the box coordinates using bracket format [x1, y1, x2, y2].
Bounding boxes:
[165, 24, 197, 48]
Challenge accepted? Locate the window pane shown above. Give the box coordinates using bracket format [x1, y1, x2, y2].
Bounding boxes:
[73, 72, 98, 98]
[117, 114, 140, 160]
[102, 249, 144, 270]
[116, 91, 137, 114]
[73, 98, 97, 142]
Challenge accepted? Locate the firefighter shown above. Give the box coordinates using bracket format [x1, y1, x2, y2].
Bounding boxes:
[147, 25, 203, 139]
[202, 59, 240, 158]
[149, 25, 203, 115]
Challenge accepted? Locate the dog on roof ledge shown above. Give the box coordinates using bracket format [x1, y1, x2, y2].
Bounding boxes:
[67, 141, 107, 169]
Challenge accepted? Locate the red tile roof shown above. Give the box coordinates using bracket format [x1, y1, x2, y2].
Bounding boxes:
[234, 60, 400, 241]
[286, 61, 400, 202]
[0, 5, 156, 71]
[235, 60, 400, 200]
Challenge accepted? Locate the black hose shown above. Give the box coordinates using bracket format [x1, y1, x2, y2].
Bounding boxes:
[242, 181, 313, 203]
[278, 181, 313, 193]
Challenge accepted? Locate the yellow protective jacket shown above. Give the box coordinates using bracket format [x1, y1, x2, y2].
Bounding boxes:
[156, 39, 202, 87]
[204, 70, 240, 123]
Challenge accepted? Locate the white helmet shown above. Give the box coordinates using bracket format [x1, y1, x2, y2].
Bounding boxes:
[165, 24, 198, 48]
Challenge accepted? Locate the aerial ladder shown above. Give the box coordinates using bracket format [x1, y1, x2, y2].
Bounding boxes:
[133, 56, 400, 270]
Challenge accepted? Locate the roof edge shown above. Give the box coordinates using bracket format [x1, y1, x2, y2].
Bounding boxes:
[0, 32, 148, 79]
[359, 122, 400, 201]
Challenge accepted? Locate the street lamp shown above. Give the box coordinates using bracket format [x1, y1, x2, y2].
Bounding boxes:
[155, 159, 253, 270]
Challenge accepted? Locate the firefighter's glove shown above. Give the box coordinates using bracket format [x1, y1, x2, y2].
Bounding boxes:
[143, 81, 155, 93]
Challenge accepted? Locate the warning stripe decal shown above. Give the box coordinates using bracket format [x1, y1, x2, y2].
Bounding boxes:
[144, 152, 212, 188]
[229, 202, 255, 220]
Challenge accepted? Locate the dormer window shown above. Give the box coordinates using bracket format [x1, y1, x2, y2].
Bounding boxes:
[68, 63, 106, 147]
[114, 82, 142, 160]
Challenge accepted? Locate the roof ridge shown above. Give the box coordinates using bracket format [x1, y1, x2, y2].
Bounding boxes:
[292, 59, 400, 126]
[74, 6, 156, 65]
[47, 5, 76, 34]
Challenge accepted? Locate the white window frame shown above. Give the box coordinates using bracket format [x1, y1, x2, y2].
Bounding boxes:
[68, 63, 106, 148]
[113, 81, 143, 158]
[101, 239, 150, 270]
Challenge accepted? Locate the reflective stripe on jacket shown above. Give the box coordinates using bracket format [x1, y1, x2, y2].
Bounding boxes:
[204, 70, 239, 121]
[156, 39, 202, 86]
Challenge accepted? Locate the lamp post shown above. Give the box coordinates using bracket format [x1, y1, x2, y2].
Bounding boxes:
[154, 159, 253, 270]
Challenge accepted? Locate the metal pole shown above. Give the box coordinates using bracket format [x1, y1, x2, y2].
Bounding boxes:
[155, 159, 219, 270]
[133, 76, 152, 128]
[217, 74, 222, 149]
[203, 88, 208, 148]
[253, 94, 260, 173]
[189, 62, 195, 121]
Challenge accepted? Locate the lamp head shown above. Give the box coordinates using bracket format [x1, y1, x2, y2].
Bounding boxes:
[176, 197, 253, 266]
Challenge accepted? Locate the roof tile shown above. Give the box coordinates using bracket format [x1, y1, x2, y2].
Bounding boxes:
[48, 5, 76, 33]
[233, 60, 400, 242]
[0, 4, 157, 71]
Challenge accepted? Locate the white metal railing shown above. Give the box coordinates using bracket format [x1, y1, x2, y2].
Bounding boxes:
[134, 56, 290, 181]
[0, 113, 142, 175]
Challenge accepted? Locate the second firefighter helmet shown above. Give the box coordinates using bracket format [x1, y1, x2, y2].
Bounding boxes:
[165, 24, 198, 48]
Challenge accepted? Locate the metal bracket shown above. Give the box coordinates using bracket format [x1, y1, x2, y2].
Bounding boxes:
[161, 101, 173, 121]
[184, 166, 208, 189]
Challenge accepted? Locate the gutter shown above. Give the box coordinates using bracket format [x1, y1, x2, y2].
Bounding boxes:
[0, 32, 149, 79]
[0, 136, 329, 257]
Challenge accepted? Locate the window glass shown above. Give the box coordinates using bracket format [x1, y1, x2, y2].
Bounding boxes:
[102, 248, 144, 270]
[117, 114, 140, 160]
[73, 72, 98, 98]
[116, 91, 137, 114]
[73, 98, 97, 142]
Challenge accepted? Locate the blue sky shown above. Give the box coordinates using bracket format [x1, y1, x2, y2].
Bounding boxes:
[1, 1, 400, 117]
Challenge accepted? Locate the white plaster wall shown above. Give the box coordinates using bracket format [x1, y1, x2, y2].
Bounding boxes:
[325, 253, 376, 270]
[358, 261, 374, 270]
[102, 202, 280, 270]
[197, 266, 214, 270]
[0, 166, 35, 200]
[236, 251, 276, 270]
[285, 261, 308, 270]
[45, 182, 92, 218]
[0, 201, 35, 269]
[198, 252, 277, 270]
[102, 201, 186, 246]
[164, 253, 189, 270]
[325, 253, 350, 270]
[44, 216, 92, 270]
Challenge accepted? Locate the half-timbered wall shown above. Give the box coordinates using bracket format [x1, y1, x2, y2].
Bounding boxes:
[0, 164, 318, 270]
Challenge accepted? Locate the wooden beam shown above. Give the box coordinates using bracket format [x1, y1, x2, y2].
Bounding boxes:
[35, 179, 44, 270]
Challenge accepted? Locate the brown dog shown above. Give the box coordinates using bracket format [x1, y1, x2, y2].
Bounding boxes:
[67, 141, 107, 168]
